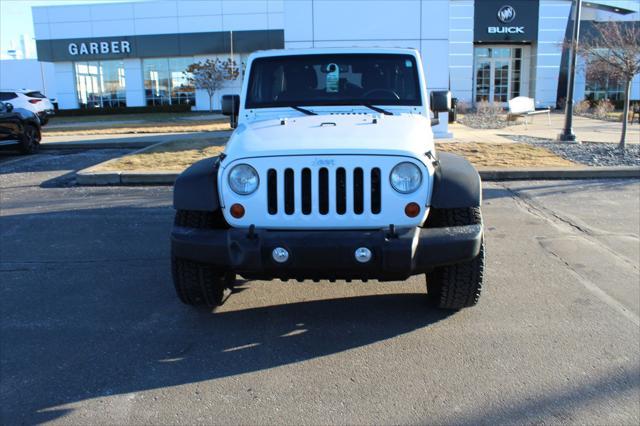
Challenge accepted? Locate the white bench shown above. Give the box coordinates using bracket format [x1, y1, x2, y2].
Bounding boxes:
[507, 96, 551, 128]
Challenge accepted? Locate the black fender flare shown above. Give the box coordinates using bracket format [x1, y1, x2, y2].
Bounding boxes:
[173, 156, 221, 212]
[430, 152, 482, 208]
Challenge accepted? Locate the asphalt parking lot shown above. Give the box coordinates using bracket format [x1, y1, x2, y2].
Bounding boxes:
[1, 150, 639, 425]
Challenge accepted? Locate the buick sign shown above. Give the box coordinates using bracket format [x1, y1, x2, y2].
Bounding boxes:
[488, 4, 523, 35]
[497, 5, 516, 23]
[474, 0, 538, 42]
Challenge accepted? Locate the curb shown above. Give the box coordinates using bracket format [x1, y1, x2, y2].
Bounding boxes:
[76, 170, 179, 185]
[76, 166, 640, 186]
[478, 167, 640, 181]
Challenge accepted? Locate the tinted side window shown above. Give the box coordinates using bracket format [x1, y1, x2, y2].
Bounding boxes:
[25, 91, 46, 98]
[0, 92, 17, 101]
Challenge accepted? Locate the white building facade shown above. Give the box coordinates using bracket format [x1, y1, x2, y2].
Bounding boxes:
[23, 0, 639, 112]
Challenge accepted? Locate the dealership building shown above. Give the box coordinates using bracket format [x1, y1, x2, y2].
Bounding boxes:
[4, 0, 639, 113]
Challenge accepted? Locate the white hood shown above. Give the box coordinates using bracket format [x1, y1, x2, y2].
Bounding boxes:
[223, 113, 434, 161]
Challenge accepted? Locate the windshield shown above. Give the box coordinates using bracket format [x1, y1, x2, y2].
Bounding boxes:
[245, 54, 422, 109]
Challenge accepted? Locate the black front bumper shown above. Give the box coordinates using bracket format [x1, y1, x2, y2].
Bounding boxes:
[172, 225, 483, 281]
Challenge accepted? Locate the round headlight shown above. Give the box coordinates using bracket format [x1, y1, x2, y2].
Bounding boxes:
[390, 162, 422, 194]
[228, 164, 259, 195]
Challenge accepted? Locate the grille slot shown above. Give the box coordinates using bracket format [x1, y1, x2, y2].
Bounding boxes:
[301, 168, 312, 215]
[267, 169, 277, 214]
[284, 168, 294, 215]
[319, 168, 329, 215]
[371, 167, 381, 214]
[266, 167, 383, 216]
[353, 167, 364, 214]
[336, 168, 346, 215]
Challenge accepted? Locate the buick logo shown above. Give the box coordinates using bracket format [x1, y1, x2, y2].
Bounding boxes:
[497, 5, 516, 23]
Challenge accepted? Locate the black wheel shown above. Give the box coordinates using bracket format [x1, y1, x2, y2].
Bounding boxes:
[171, 256, 226, 307]
[19, 124, 39, 154]
[171, 210, 231, 307]
[425, 207, 485, 310]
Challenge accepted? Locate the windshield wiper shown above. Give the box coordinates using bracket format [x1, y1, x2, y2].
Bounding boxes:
[289, 104, 392, 116]
[290, 105, 317, 116]
[362, 104, 393, 116]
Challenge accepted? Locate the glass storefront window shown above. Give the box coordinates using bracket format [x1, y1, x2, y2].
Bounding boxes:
[75, 60, 126, 108]
[474, 47, 523, 104]
[585, 78, 624, 102]
[169, 58, 195, 105]
[584, 48, 625, 102]
[144, 57, 196, 106]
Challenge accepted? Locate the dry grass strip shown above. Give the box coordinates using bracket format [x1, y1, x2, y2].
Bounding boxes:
[437, 142, 577, 168]
[92, 138, 227, 172]
[93, 139, 576, 173]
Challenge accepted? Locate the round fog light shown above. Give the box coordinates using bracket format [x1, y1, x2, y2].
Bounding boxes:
[230, 203, 245, 218]
[405, 202, 421, 218]
[272, 247, 289, 263]
[355, 247, 372, 263]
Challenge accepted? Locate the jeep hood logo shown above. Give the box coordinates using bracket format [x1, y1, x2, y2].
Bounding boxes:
[311, 158, 335, 167]
[497, 5, 516, 23]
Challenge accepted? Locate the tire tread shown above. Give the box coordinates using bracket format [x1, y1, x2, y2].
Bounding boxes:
[426, 207, 485, 310]
[171, 210, 229, 307]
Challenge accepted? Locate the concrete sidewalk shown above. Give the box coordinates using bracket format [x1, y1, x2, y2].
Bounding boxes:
[45, 113, 226, 129]
[40, 130, 232, 149]
[451, 113, 640, 144]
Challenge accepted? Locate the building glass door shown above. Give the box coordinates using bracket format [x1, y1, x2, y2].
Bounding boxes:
[474, 46, 526, 105]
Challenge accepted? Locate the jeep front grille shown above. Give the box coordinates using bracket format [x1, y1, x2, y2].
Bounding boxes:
[266, 167, 382, 216]
[220, 156, 430, 230]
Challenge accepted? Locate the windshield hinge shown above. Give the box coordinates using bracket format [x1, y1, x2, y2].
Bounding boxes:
[425, 150, 439, 167]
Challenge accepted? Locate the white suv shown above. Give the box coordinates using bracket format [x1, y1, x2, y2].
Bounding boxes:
[171, 48, 485, 311]
[0, 89, 55, 125]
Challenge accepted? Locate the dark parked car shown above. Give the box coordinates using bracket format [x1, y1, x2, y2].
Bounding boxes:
[0, 101, 42, 154]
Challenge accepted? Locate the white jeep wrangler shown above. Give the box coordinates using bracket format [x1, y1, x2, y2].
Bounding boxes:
[171, 48, 484, 310]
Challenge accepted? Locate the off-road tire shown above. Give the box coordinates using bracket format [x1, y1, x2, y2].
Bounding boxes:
[425, 207, 485, 310]
[172, 210, 232, 307]
[19, 124, 39, 154]
[171, 257, 226, 306]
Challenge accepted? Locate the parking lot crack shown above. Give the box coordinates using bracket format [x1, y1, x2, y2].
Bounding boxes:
[500, 183, 639, 272]
[538, 239, 640, 327]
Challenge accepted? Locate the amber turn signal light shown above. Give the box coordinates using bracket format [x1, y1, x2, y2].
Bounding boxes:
[230, 203, 245, 218]
[404, 202, 420, 218]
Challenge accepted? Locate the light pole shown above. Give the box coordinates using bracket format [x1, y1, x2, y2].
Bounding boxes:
[559, 0, 583, 142]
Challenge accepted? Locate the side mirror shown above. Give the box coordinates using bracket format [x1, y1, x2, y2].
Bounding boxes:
[221, 94, 240, 116]
[430, 90, 451, 113]
[5, 102, 14, 112]
[430, 117, 440, 127]
[221, 94, 240, 129]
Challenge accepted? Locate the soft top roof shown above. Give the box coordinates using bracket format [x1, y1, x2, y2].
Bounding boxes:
[247, 47, 420, 60]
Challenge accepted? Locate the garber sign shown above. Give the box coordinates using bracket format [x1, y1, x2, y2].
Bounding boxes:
[68, 40, 131, 56]
[474, 0, 539, 42]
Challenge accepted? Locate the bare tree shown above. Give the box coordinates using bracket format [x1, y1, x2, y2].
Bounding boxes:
[185, 58, 240, 112]
[577, 21, 640, 150]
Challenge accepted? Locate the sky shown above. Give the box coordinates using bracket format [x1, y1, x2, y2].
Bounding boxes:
[1, 0, 639, 60]
[0, 0, 145, 59]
